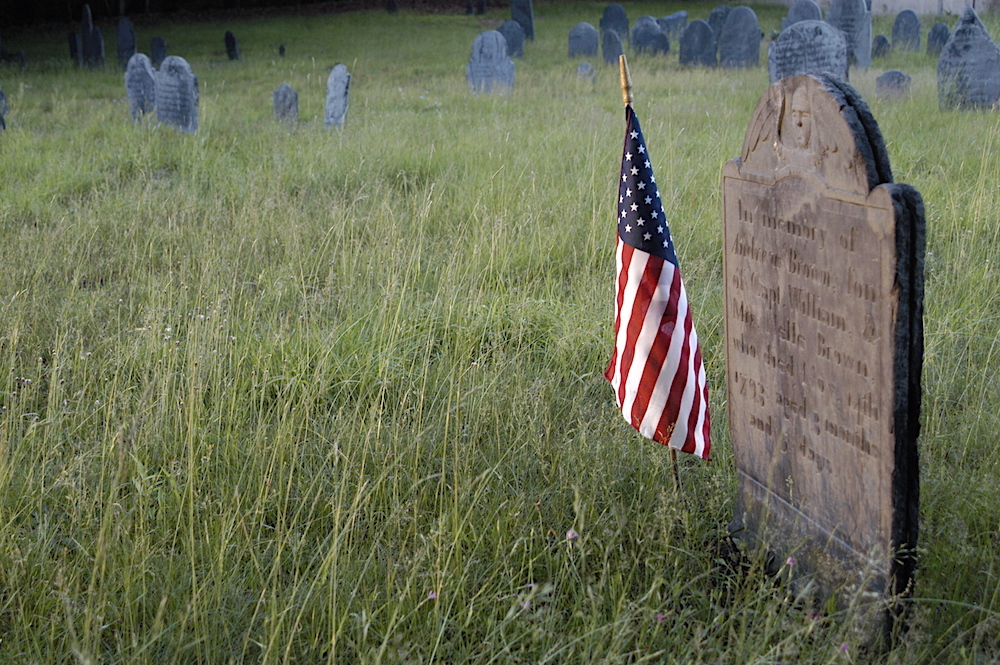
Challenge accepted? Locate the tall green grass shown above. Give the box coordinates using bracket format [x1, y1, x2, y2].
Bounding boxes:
[1, 3, 999, 662]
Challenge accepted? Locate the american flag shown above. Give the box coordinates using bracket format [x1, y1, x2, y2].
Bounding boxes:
[605, 105, 711, 460]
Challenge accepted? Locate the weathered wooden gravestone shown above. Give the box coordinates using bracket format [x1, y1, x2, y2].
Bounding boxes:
[723, 73, 923, 639]
[782, 0, 822, 31]
[938, 6, 1000, 110]
[510, 0, 534, 41]
[466, 32, 514, 94]
[117, 17, 136, 70]
[877, 69, 911, 99]
[892, 10, 921, 53]
[768, 20, 847, 84]
[872, 34, 890, 58]
[273, 83, 298, 122]
[568, 22, 599, 58]
[707, 5, 732, 43]
[927, 22, 949, 57]
[680, 20, 717, 67]
[155, 56, 198, 133]
[151, 37, 167, 68]
[825, 0, 871, 68]
[68, 32, 82, 66]
[600, 4, 629, 41]
[658, 11, 687, 40]
[125, 53, 157, 121]
[497, 19, 525, 58]
[325, 63, 351, 126]
[632, 16, 669, 55]
[225, 30, 241, 61]
[719, 6, 760, 69]
[602, 29, 624, 65]
[576, 61, 595, 80]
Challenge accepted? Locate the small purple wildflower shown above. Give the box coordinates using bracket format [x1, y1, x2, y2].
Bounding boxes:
[839, 643, 849, 654]
[786, 556, 796, 567]
[656, 613, 665, 623]
[428, 591, 437, 600]
[566, 529, 579, 541]
[523, 599, 531, 610]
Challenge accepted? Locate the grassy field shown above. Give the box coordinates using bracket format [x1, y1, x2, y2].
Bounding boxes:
[1, 2, 1000, 662]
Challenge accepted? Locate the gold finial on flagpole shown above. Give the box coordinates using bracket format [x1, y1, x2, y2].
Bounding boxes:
[619, 54, 632, 107]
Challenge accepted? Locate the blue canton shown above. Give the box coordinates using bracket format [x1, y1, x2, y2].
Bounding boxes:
[618, 107, 677, 265]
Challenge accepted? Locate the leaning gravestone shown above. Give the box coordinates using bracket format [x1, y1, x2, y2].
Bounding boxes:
[273, 83, 298, 122]
[707, 5, 732, 42]
[466, 31, 514, 94]
[872, 34, 890, 58]
[225, 30, 241, 60]
[600, 4, 629, 41]
[719, 6, 760, 69]
[125, 53, 156, 120]
[151, 37, 167, 68]
[632, 16, 669, 55]
[938, 6, 1000, 110]
[116, 17, 136, 70]
[325, 63, 351, 126]
[155, 55, 198, 133]
[876, 69, 911, 98]
[679, 20, 717, 67]
[658, 11, 688, 40]
[723, 72, 923, 640]
[927, 22, 949, 57]
[602, 28, 624, 65]
[497, 19, 525, 58]
[826, 0, 871, 68]
[892, 10, 921, 52]
[568, 22, 599, 57]
[510, 0, 534, 41]
[768, 20, 848, 84]
[782, 0, 822, 31]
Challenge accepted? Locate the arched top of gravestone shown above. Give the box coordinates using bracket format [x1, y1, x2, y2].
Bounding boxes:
[497, 19, 525, 58]
[632, 16, 669, 54]
[569, 22, 599, 57]
[82, 4, 93, 34]
[892, 10, 921, 52]
[601, 4, 629, 40]
[679, 19, 717, 67]
[872, 34, 890, 58]
[937, 6, 1000, 110]
[876, 69, 911, 98]
[768, 20, 848, 84]
[602, 28, 624, 64]
[737, 73, 891, 194]
[782, 0, 822, 31]
[467, 31, 514, 93]
[156, 55, 198, 133]
[125, 52, 156, 120]
[927, 22, 949, 56]
[719, 6, 760, 69]
[707, 5, 732, 39]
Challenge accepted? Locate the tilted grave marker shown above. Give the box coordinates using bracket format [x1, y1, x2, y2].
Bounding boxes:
[600, 4, 629, 41]
[273, 83, 298, 122]
[117, 17, 136, 70]
[510, 0, 534, 41]
[325, 63, 352, 126]
[768, 20, 848, 84]
[826, 0, 871, 68]
[892, 10, 921, 53]
[679, 20, 717, 67]
[156, 55, 198, 133]
[125, 53, 157, 121]
[568, 22, 599, 58]
[497, 19, 525, 58]
[719, 6, 761, 69]
[723, 73, 923, 639]
[782, 0, 822, 31]
[466, 32, 514, 94]
[937, 6, 1000, 110]
[225, 30, 241, 61]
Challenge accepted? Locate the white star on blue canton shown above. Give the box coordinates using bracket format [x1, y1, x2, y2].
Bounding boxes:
[625, 152, 632, 161]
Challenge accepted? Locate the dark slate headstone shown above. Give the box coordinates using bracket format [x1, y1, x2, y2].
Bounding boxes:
[81, 4, 93, 39]
[279, 44, 286, 57]
[155, 56, 198, 133]
[938, 6, 1000, 110]
[273, 83, 298, 122]
[768, 20, 848, 84]
[577, 61, 595, 80]
[602, 28, 624, 65]
[466, 31, 515, 94]
[826, 0, 871, 68]
[511, 0, 534, 41]
[927, 22, 949, 57]
[657, 11, 688, 40]
[0, 89, 7, 131]
[68, 32, 82, 66]
[497, 19, 525, 58]
[151, 37, 167, 68]
[782, 0, 822, 31]
[325, 63, 351, 126]
[679, 20, 717, 67]
[80, 5, 103, 68]
[225, 30, 241, 61]
[892, 10, 921, 53]
[632, 16, 669, 55]
[872, 34, 890, 58]
[125, 53, 156, 121]
[707, 5, 732, 42]
[600, 4, 629, 41]
[569, 22, 599, 58]
[877, 69, 911, 98]
[116, 17, 136, 70]
[719, 6, 760, 69]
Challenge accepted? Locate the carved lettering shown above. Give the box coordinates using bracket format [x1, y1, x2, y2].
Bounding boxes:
[816, 333, 870, 378]
[788, 287, 847, 331]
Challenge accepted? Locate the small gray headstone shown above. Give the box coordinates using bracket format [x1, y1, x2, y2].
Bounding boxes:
[602, 28, 624, 65]
[225, 30, 241, 61]
[707, 5, 732, 42]
[938, 6, 1000, 110]
[151, 37, 167, 68]
[768, 20, 848, 84]
[892, 10, 921, 52]
[497, 19, 525, 58]
[511, 0, 534, 41]
[466, 31, 514, 94]
[876, 69, 911, 98]
[68, 32, 82, 66]
[679, 20, 717, 67]
[155, 55, 198, 133]
[600, 4, 629, 41]
[719, 6, 760, 69]
[273, 83, 298, 122]
[657, 11, 688, 40]
[325, 63, 351, 126]
[0, 89, 7, 131]
[125, 52, 156, 121]
[569, 22, 599, 58]
[872, 34, 890, 58]
[116, 17, 136, 70]
[577, 61, 595, 80]
[826, 0, 871, 68]
[782, 0, 822, 31]
[632, 16, 669, 55]
[927, 22, 949, 57]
